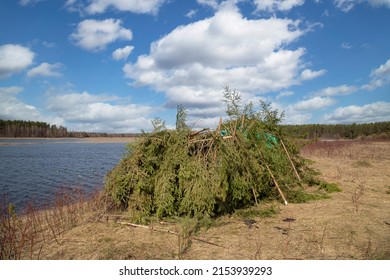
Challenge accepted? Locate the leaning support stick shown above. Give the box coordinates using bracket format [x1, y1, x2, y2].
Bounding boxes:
[280, 139, 301, 182]
[264, 162, 288, 205]
[257, 147, 288, 205]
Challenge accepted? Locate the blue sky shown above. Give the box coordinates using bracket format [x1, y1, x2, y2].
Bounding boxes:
[1, 0, 389, 133]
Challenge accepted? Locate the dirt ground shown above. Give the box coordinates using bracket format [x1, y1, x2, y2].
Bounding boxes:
[24, 140, 390, 260]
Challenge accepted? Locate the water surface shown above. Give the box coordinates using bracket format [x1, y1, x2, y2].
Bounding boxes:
[0, 139, 128, 210]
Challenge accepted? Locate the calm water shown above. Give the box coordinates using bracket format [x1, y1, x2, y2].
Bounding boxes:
[0, 139, 128, 211]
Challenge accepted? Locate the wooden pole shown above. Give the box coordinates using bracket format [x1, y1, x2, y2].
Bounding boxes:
[264, 162, 288, 205]
[240, 114, 245, 132]
[280, 139, 301, 182]
[217, 117, 222, 134]
[257, 147, 288, 205]
[118, 221, 224, 248]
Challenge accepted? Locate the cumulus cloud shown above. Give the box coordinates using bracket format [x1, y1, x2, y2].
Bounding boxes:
[254, 0, 305, 12]
[27, 62, 64, 78]
[335, 0, 390, 12]
[70, 19, 132, 51]
[112, 45, 134, 61]
[323, 101, 390, 123]
[362, 58, 390, 90]
[279, 96, 336, 124]
[0, 44, 35, 79]
[82, 0, 168, 15]
[46, 91, 155, 132]
[124, 5, 317, 124]
[197, 0, 220, 9]
[0, 86, 63, 125]
[276, 90, 294, 100]
[300, 69, 327, 80]
[292, 96, 336, 111]
[314, 84, 359, 97]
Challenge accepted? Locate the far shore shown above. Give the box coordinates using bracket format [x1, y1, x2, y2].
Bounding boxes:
[0, 137, 137, 146]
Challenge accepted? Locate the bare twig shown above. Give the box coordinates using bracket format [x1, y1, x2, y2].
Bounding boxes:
[118, 221, 224, 248]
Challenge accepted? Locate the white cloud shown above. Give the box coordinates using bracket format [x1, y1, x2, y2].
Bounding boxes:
[278, 96, 336, 124]
[282, 110, 312, 124]
[362, 58, 390, 90]
[334, 0, 356, 11]
[0, 44, 35, 79]
[0, 86, 155, 132]
[276, 90, 294, 100]
[341, 42, 353, 49]
[70, 19, 132, 51]
[46, 91, 155, 132]
[323, 101, 390, 123]
[0, 86, 63, 125]
[334, 0, 390, 12]
[83, 0, 168, 15]
[112, 45, 134, 61]
[314, 84, 358, 97]
[300, 68, 327, 80]
[369, 0, 390, 8]
[42, 41, 57, 48]
[197, 0, 220, 9]
[19, 0, 45, 6]
[293, 96, 336, 111]
[254, 0, 305, 12]
[124, 5, 314, 124]
[186, 9, 198, 18]
[27, 62, 64, 78]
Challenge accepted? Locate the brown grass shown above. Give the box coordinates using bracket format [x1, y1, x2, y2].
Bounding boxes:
[2, 140, 389, 260]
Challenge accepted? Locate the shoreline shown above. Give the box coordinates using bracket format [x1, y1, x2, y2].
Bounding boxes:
[0, 137, 137, 146]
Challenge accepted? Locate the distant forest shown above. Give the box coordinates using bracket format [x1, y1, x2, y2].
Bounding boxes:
[0, 120, 137, 138]
[1, 119, 389, 139]
[281, 122, 390, 139]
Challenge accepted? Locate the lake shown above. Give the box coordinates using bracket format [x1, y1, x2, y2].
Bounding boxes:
[0, 138, 129, 211]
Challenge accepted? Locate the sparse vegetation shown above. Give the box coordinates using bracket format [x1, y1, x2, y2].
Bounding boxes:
[353, 160, 372, 168]
[319, 182, 342, 193]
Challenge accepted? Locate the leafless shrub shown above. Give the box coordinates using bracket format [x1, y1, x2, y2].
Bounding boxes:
[0, 187, 101, 259]
[352, 184, 365, 213]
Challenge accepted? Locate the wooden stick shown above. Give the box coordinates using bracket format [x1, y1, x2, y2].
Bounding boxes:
[190, 128, 209, 137]
[240, 114, 245, 132]
[189, 138, 213, 144]
[252, 186, 259, 207]
[280, 139, 301, 182]
[118, 221, 224, 248]
[257, 147, 288, 205]
[217, 117, 222, 134]
[264, 162, 288, 205]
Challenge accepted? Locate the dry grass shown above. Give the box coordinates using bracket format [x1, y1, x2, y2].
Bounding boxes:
[2, 140, 389, 260]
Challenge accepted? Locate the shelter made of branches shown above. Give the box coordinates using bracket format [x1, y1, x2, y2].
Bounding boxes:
[104, 93, 316, 222]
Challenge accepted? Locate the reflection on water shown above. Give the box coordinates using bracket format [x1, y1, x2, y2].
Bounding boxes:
[0, 139, 127, 210]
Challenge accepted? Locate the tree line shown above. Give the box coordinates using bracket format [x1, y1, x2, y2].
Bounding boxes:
[280, 122, 390, 139]
[1, 119, 389, 139]
[0, 120, 138, 138]
[0, 120, 68, 138]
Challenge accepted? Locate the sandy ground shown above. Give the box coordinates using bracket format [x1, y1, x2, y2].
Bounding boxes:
[13, 140, 390, 260]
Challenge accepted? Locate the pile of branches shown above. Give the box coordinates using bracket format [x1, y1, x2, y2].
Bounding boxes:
[104, 89, 317, 222]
